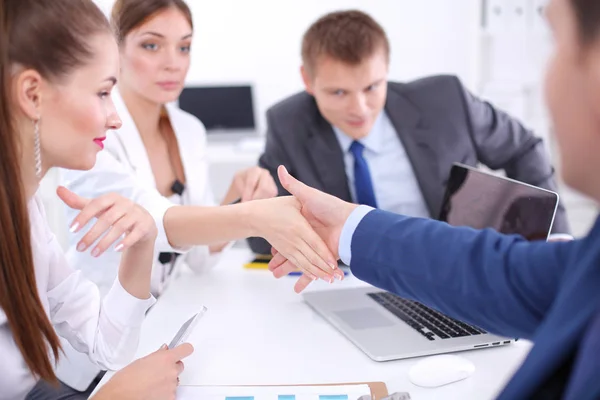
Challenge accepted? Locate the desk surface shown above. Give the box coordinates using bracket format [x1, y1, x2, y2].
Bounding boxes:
[100, 248, 531, 399]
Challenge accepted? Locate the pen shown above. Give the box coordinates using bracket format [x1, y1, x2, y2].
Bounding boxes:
[288, 269, 349, 276]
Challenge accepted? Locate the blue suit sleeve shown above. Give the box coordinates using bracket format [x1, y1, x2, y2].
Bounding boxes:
[349, 209, 576, 340]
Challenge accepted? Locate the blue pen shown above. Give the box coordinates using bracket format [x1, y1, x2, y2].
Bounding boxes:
[288, 269, 348, 276]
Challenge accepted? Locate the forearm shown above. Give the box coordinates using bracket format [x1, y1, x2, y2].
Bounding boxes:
[460, 77, 570, 234]
[209, 241, 230, 254]
[118, 241, 154, 300]
[503, 142, 571, 234]
[205, 193, 245, 252]
[90, 385, 113, 400]
[164, 204, 255, 248]
[348, 209, 572, 339]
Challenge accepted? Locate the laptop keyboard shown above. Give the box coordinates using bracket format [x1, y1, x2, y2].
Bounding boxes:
[368, 292, 487, 341]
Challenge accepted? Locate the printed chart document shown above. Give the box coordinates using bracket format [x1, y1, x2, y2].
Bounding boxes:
[176, 384, 371, 400]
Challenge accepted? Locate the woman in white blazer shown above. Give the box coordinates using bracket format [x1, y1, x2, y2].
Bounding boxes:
[64, 0, 278, 300]
[1, 1, 193, 399]
[61, 0, 292, 300]
[62, 0, 342, 299]
[63, 89, 242, 299]
[57, 0, 342, 396]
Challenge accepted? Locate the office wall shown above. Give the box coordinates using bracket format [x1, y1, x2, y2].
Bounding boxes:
[94, 0, 481, 132]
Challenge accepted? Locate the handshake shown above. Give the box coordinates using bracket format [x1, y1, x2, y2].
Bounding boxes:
[265, 165, 360, 293]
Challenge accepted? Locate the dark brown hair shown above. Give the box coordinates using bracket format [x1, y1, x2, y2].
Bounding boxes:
[112, 0, 193, 45]
[571, 0, 600, 44]
[301, 10, 390, 75]
[0, 0, 111, 383]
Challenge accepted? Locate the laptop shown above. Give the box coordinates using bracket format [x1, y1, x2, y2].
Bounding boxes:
[303, 163, 559, 361]
[177, 85, 258, 142]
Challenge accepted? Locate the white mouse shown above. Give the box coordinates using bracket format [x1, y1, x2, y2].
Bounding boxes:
[408, 354, 475, 388]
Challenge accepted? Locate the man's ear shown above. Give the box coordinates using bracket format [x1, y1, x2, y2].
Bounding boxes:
[300, 65, 315, 95]
[13, 69, 43, 120]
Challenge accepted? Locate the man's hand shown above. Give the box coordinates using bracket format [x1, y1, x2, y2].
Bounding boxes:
[269, 165, 357, 292]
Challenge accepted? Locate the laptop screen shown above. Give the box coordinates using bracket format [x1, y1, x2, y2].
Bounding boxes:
[178, 85, 255, 132]
[438, 164, 559, 241]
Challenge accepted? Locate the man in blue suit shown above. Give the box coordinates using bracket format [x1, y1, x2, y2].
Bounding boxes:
[268, 0, 600, 397]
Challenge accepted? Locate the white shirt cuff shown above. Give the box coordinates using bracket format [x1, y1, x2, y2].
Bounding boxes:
[102, 278, 156, 328]
[547, 233, 574, 242]
[338, 205, 374, 266]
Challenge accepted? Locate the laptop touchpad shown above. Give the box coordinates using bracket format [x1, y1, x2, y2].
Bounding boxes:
[335, 308, 395, 330]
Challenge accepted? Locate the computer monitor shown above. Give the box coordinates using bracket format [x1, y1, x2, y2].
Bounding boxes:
[178, 85, 256, 133]
[438, 163, 559, 241]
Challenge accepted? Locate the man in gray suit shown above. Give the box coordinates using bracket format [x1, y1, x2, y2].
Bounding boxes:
[249, 10, 569, 254]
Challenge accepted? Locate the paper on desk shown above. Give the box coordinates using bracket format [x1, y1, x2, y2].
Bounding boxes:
[177, 384, 371, 400]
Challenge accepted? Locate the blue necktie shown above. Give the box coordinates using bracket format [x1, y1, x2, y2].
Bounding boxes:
[349, 141, 378, 208]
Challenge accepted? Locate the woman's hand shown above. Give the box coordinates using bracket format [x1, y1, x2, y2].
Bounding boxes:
[58, 186, 158, 298]
[92, 343, 193, 400]
[246, 195, 344, 283]
[58, 186, 158, 256]
[267, 166, 359, 293]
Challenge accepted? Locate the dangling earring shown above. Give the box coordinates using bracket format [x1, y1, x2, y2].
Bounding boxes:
[33, 118, 42, 179]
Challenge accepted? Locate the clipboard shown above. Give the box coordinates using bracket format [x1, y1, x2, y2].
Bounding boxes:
[182, 381, 388, 399]
[347, 381, 388, 399]
[294, 382, 388, 399]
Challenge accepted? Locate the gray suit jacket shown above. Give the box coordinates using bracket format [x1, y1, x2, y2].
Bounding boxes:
[248, 75, 569, 254]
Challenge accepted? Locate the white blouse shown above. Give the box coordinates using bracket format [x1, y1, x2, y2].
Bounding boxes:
[0, 195, 155, 400]
[62, 92, 225, 299]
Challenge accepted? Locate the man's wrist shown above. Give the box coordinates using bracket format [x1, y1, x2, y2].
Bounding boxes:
[338, 205, 374, 265]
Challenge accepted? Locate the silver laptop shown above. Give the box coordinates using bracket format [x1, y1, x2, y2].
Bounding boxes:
[303, 163, 559, 361]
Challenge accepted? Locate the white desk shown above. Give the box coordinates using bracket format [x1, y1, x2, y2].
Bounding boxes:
[99, 248, 532, 399]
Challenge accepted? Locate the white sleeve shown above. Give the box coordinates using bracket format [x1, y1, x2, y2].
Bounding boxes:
[61, 150, 187, 253]
[37, 199, 156, 370]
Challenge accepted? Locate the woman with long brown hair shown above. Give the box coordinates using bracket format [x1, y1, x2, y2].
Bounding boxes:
[63, 0, 278, 305]
[1, 0, 338, 397]
[0, 0, 194, 398]
[62, 0, 341, 306]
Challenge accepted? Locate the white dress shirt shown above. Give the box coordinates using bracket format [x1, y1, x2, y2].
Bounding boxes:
[0, 194, 154, 400]
[58, 90, 228, 390]
[62, 90, 225, 298]
[332, 111, 430, 218]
